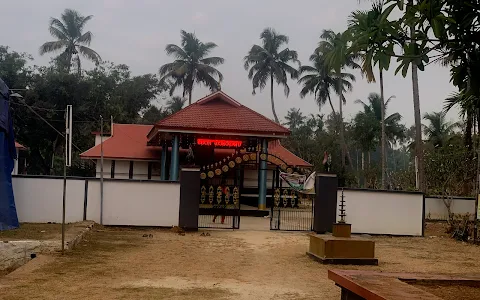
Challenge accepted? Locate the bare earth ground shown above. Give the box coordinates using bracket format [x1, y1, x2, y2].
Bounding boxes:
[0, 220, 480, 300]
[0, 222, 92, 241]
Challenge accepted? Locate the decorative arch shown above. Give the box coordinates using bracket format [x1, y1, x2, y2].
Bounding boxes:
[199, 150, 308, 180]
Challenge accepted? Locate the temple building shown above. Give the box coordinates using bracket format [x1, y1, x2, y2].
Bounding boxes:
[80, 91, 312, 211]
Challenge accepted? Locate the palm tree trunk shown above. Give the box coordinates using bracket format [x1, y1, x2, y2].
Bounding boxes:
[409, 0, 425, 192]
[188, 86, 193, 105]
[380, 70, 386, 189]
[270, 75, 279, 123]
[339, 93, 346, 167]
[328, 96, 336, 115]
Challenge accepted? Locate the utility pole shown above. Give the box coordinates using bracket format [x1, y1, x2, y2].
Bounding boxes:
[100, 115, 104, 225]
[62, 105, 72, 255]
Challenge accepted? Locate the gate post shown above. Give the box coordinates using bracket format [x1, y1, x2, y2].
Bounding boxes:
[178, 168, 200, 231]
[313, 173, 338, 233]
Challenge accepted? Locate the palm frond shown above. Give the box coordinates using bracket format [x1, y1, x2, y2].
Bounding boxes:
[77, 31, 93, 45]
[200, 56, 224, 66]
[39, 40, 68, 54]
[165, 44, 189, 60]
[49, 17, 69, 39]
[197, 64, 224, 82]
[78, 45, 101, 64]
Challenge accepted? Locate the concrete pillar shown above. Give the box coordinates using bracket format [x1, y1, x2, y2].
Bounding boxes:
[160, 141, 167, 180]
[178, 168, 200, 231]
[170, 135, 179, 181]
[258, 138, 268, 210]
[314, 174, 338, 233]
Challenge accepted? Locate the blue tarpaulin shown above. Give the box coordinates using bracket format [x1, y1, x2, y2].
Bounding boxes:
[0, 78, 19, 230]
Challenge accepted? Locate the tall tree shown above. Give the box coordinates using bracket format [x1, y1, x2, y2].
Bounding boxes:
[298, 52, 355, 114]
[316, 29, 360, 168]
[355, 93, 405, 147]
[159, 30, 224, 105]
[39, 9, 101, 75]
[244, 28, 300, 123]
[423, 111, 458, 148]
[284, 108, 305, 131]
[348, 0, 397, 188]
[444, 90, 478, 152]
[166, 96, 187, 114]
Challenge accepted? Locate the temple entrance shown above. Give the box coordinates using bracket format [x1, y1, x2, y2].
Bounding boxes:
[198, 160, 242, 229]
[270, 168, 314, 231]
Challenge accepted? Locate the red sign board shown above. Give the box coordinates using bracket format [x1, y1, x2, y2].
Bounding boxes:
[197, 138, 243, 148]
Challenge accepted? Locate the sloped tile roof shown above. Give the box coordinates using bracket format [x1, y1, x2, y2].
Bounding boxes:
[151, 91, 290, 137]
[80, 124, 311, 167]
[80, 124, 162, 160]
[15, 142, 27, 150]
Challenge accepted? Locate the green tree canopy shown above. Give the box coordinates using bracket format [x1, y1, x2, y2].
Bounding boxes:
[39, 9, 101, 75]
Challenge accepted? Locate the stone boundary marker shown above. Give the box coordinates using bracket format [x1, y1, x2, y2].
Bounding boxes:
[0, 221, 95, 274]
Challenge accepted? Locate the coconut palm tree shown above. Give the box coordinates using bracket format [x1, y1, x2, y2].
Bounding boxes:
[166, 96, 187, 114]
[284, 108, 305, 131]
[244, 28, 300, 123]
[39, 9, 101, 75]
[316, 29, 360, 168]
[298, 52, 355, 114]
[423, 111, 458, 148]
[159, 30, 224, 105]
[444, 90, 478, 153]
[355, 93, 405, 147]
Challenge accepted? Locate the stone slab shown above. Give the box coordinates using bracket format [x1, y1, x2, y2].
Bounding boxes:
[308, 234, 376, 260]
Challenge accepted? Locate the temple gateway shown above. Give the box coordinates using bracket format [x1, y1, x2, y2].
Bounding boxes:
[81, 91, 313, 229]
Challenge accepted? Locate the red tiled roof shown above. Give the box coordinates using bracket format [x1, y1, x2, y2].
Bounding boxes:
[15, 142, 27, 150]
[80, 124, 162, 160]
[149, 91, 290, 137]
[268, 140, 312, 167]
[80, 124, 311, 167]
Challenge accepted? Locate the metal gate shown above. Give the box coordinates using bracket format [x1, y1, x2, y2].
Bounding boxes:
[270, 170, 314, 231]
[198, 169, 241, 229]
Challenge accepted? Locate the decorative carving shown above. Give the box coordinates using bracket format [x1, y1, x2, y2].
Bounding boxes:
[228, 161, 235, 168]
[208, 186, 214, 204]
[216, 186, 223, 204]
[208, 171, 214, 178]
[222, 165, 229, 173]
[215, 169, 222, 176]
[225, 187, 231, 204]
[282, 189, 288, 207]
[200, 173, 206, 180]
[200, 186, 206, 204]
[233, 187, 239, 205]
[274, 188, 281, 207]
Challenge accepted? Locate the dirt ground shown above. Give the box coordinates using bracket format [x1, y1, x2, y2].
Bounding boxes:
[0, 220, 480, 300]
[0, 222, 92, 241]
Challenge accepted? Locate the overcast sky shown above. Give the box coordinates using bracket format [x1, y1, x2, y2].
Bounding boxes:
[0, 0, 458, 126]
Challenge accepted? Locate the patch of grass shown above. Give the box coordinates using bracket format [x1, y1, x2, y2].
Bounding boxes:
[117, 287, 232, 300]
[0, 223, 65, 240]
[38, 229, 142, 275]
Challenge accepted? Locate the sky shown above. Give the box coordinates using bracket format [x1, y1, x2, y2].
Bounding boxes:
[0, 0, 458, 127]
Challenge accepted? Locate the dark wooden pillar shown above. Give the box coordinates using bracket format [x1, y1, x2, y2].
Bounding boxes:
[178, 168, 200, 231]
[314, 173, 338, 233]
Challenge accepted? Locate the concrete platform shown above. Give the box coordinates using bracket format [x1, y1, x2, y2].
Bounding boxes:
[307, 233, 378, 266]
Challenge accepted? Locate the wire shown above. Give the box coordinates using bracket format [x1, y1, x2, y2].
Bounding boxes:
[10, 100, 66, 112]
[13, 97, 97, 164]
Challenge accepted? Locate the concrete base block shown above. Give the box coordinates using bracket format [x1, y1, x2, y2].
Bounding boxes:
[308, 233, 378, 266]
